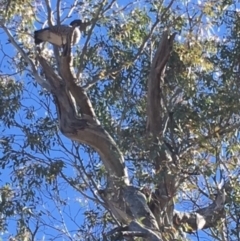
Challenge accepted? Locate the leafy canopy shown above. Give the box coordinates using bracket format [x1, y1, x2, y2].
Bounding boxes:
[0, 0, 240, 240]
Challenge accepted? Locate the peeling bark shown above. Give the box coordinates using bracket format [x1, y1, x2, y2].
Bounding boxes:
[106, 221, 162, 241]
[38, 55, 128, 181]
[36, 31, 227, 241]
[37, 43, 160, 240]
[147, 31, 176, 134]
[173, 190, 226, 232]
[123, 186, 159, 229]
[145, 31, 227, 238]
[146, 31, 178, 229]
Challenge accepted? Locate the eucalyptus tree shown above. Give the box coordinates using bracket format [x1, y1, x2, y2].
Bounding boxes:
[0, 0, 240, 240]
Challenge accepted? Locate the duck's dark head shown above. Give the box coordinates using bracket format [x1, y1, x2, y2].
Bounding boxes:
[70, 19, 82, 27]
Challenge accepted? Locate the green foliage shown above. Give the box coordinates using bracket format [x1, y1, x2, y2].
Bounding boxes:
[0, 78, 23, 127]
[0, 0, 240, 240]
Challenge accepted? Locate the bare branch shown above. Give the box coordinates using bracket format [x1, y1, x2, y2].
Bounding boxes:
[44, 0, 54, 26]
[83, 17, 161, 90]
[160, 0, 175, 22]
[106, 222, 162, 241]
[0, 24, 51, 90]
[44, 0, 62, 68]
[56, 0, 61, 25]
[37, 54, 129, 183]
[77, 0, 107, 78]
[173, 189, 226, 232]
[147, 31, 176, 134]
[59, 56, 97, 118]
[127, 221, 162, 241]
[83, 66, 125, 90]
[133, 18, 160, 64]
[36, 51, 164, 236]
[63, 0, 79, 21]
[123, 186, 159, 230]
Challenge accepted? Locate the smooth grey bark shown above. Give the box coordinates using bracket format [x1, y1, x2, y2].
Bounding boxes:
[146, 31, 178, 231]
[37, 41, 161, 240]
[27, 31, 226, 240]
[145, 31, 226, 239]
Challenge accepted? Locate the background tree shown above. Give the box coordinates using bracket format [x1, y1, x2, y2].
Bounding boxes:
[0, 0, 240, 240]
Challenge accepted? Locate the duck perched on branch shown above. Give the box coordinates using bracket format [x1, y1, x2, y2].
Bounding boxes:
[34, 20, 82, 47]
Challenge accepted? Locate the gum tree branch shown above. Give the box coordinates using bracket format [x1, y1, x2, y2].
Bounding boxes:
[77, 0, 107, 78]
[35, 29, 162, 237]
[0, 24, 51, 90]
[146, 31, 178, 230]
[147, 31, 176, 134]
[45, 0, 54, 26]
[83, 16, 161, 90]
[173, 189, 226, 232]
[63, 0, 78, 21]
[56, 0, 61, 25]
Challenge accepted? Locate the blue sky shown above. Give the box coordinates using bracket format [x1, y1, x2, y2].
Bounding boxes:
[0, 0, 239, 240]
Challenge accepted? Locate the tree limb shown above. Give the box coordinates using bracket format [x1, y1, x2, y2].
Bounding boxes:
[106, 221, 162, 241]
[37, 54, 129, 183]
[147, 31, 176, 134]
[173, 189, 226, 232]
[0, 24, 51, 90]
[123, 186, 159, 229]
[146, 31, 177, 229]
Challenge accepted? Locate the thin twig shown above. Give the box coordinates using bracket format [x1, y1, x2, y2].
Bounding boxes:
[84, 17, 161, 90]
[56, 0, 61, 25]
[63, 0, 79, 21]
[77, 0, 107, 79]
[44, 0, 54, 26]
[0, 24, 50, 90]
